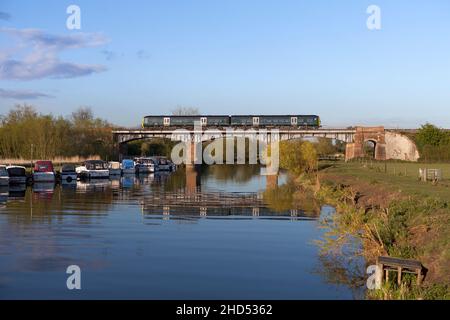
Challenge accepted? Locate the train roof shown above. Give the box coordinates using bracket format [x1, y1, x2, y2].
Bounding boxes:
[143, 114, 320, 117]
[143, 115, 229, 118]
[231, 114, 320, 117]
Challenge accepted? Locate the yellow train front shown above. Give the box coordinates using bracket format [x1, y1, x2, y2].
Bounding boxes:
[142, 115, 321, 129]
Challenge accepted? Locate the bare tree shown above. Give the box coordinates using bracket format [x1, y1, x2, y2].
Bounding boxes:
[171, 106, 200, 115]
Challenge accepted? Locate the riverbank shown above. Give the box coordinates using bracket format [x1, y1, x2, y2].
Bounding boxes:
[1, 156, 101, 167]
[308, 161, 450, 299]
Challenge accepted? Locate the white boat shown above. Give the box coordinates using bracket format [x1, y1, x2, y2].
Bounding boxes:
[0, 165, 9, 186]
[134, 157, 156, 173]
[76, 160, 110, 179]
[121, 159, 135, 175]
[108, 161, 122, 176]
[6, 166, 27, 184]
[60, 164, 77, 183]
[32, 160, 56, 183]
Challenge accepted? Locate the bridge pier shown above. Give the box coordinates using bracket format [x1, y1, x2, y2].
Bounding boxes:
[185, 165, 201, 193]
[266, 174, 279, 189]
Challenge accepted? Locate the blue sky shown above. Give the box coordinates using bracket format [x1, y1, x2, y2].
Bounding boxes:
[0, 0, 449, 128]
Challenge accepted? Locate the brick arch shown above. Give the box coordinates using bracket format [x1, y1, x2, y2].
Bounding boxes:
[345, 126, 386, 161]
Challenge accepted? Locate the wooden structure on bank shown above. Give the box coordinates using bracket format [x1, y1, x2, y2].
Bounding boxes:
[419, 168, 442, 182]
[377, 256, 424, 286]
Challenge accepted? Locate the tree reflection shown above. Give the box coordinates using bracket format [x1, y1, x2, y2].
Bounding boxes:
[262, 177, 321, 216]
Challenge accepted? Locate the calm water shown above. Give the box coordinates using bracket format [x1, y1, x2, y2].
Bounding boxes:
[0, 165, 364, 299]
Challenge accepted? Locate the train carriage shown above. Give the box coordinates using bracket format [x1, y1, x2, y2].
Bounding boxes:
[142, 115, 320, 128]
[230, 115, 320, 128]
[142, 115, 230, 128]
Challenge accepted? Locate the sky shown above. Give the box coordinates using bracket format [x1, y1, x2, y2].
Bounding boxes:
[0, 0, 449, 128]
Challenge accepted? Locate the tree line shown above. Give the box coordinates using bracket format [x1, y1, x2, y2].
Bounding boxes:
[415, 123, 450, 162]
[0, 105, 115, 161]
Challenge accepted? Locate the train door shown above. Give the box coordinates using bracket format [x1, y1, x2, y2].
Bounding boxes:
[163, 117, 170, 126]
[291, 117, 298, 126]
[200, 117, 207, 126]
[252, 117, 260, 126]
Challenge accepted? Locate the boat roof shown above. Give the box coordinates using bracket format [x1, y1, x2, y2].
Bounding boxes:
[84, 160, 106, 164]
[35, 160, 53, 164]
[7, 165, 26, 169]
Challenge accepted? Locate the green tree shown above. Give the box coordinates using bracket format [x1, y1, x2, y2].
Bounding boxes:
[171, 106, 199, 115]
[416, 123, 449, 147]
[279, 140, 318, 175]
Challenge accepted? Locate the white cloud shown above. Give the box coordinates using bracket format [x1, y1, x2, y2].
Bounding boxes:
[0, 28, 108, 80]
[0, 88, 54, 99]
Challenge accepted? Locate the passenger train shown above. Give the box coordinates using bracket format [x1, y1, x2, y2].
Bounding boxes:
[142, 115, 321, 128]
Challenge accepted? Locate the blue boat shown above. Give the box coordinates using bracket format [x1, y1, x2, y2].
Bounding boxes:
[121, 159, 136, 175]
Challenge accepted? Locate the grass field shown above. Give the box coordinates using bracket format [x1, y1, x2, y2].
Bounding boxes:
[320, 160, 450, 199]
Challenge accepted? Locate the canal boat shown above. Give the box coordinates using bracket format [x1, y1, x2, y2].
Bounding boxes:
[60, 164, 77, 183]
[76, 160, 110, 179]
[0, 186, 8, 205]
[121, 159, 135, 175]
[6, 166, 27, 184]
[0, 165, 9, 186]
[155, 157, 172, 171]
[134, 157, 156, 173]
[32, 160, 56, 183]
[108, 161, 122, 176]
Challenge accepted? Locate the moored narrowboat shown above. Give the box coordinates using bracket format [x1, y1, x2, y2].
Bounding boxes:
[61, 164, 77, 183]
[156, 157, 172, 171]
[108, 161, 122, 176]
[0, 165, 9, 186]
[76, 160, 110, 179]
[6, 166, 27, 184]
[134, 157, 156, 173]
[32, 160, 56, 183]
[121, 159, 135, 175]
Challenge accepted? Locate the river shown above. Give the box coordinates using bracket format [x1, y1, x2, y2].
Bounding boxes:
[0, 165, 365, 299]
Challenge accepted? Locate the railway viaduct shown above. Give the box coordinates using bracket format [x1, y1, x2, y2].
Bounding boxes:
[112, 126, 420, 162]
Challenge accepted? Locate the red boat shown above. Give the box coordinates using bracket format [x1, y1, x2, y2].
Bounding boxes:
[33, 160, 56, 182]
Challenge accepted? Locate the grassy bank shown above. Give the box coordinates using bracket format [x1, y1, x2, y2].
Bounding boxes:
[311, 160, 450, 299]
[1, 155, 101, 167]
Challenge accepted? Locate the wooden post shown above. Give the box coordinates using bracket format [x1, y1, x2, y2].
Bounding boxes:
[397, 267, 402, 285]
[417, 269, 422, 285]
[377, 264, 384, 286]
[386, 269, 389, 282]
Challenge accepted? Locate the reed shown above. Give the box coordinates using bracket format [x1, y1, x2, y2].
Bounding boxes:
[0, 155, 101, 166]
